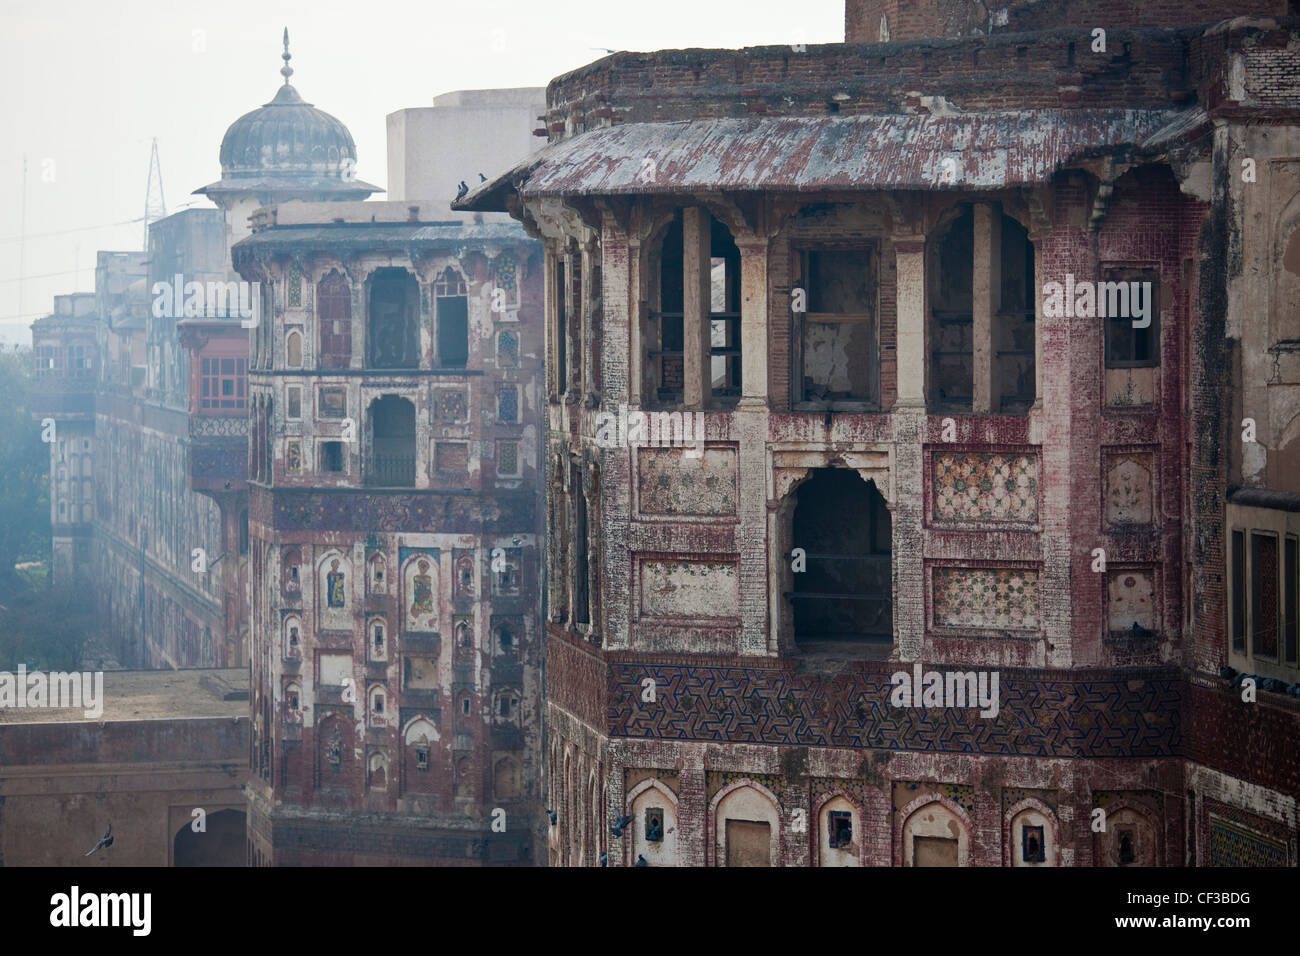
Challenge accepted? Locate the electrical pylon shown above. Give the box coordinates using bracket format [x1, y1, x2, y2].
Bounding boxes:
[143, 138, 166, 251]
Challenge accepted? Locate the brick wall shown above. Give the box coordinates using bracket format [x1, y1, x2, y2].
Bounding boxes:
[543, 28, 1199, 136]
[844, 0, 1289, 43]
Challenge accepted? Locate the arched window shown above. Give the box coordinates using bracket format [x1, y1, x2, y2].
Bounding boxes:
[368, 268, 419, 369]
[283, 681, 301, 723]
[928, 205, 1036, 414]
[493, 688, 521, 725]
[283, 615, 302, 660]
[317, 271, 352, 369]
[403, 716, 438, 785]
[369, 618, 387, 661]
[368, 685, 387, 725]
[641, 208, 741, 408]
[789, 469, 891, 645]
[281, 547, 302, 595]
[435, 267, 469, 368]
[494, 620, 516, 654]
[286, 329, 302, 368]
[368, 553, 387, 593]
[368, 752, 388, 791]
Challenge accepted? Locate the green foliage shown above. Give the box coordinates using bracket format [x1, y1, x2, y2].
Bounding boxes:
[0, 348, 50, 600]
[0, 588, 95, 670]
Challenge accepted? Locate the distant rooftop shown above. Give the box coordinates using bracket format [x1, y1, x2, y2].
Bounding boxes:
[0, 667, 247, 725]
[431, 87, 545, 109]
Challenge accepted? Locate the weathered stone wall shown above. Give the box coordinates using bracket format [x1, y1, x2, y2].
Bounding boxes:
[91, 399, 226, 668]
[845, 0, 1290, 44]
[0, 716, 247, 866]
[235, 224, 547, 865]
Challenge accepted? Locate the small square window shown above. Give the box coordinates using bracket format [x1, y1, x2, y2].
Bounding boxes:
[321, 441, 344, 473]
[416, 748, 429, 771]
[828, 810, 853, 849]
[1022, 824, 1045, 863]
[645, 808, 665, 843]
[1103, 270, 1160, 369]
[1117, 827, 1136, 865]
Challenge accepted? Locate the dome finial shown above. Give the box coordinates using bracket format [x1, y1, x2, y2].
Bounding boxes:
[280, 28, 293, 85]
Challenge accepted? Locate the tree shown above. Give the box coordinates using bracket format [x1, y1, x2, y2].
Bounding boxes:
[0, 590, 94, 670]
[0, 347, 50, 601]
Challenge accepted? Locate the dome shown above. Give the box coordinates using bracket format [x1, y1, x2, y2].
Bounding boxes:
[219, 83, 357, 179]
[218, 32, 356, 180]
[196, 30, 379, 201]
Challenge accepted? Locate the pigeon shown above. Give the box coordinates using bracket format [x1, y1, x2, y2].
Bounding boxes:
[599, 852, 607, 867]
[1129, 621, 1149, 639]
[479, 172, 487, 182]
[610, 814, 634, 838]
[636, 854, 648, 867]
[1218, 665, 1237, 681]
[546, 809, 557, 826]
[85, 824, 113, 857]
[455, 181, 469, 200]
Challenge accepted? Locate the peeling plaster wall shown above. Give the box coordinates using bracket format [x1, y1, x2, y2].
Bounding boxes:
[526, 17, 1300, 867]
[235, 224, 546, 865]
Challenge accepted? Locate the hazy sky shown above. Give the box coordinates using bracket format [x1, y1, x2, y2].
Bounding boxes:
[0, 0, 843, 344]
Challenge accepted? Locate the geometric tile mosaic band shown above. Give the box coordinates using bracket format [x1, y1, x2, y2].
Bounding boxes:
[606, 661, 1182, 758]
[1208, 817, 1288, 867]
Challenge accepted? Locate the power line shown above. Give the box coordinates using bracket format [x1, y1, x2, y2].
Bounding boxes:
[0, 267, 96, 284]
[0, 217, 145, 244]
[0, 311, 57, 322]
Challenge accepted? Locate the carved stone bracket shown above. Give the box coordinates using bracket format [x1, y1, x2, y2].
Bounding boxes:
[770, 446, 892, 504]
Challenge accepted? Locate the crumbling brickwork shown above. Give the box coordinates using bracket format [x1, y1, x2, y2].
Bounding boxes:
[232, 203, 546, 865]
[461, 5, 1300, 866]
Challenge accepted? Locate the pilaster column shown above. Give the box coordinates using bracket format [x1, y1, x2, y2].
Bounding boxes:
[972, 202, 1001, 414]
[892, 238, 927, 411]
[683, 207, 712, 410]
[738, 237, 770, 407]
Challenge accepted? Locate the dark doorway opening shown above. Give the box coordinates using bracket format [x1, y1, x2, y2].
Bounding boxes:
[367, 395, 416, 487]
[789, 468, 892, 647]
[174, 809, 246, 867]
[367, 268, 419, 369]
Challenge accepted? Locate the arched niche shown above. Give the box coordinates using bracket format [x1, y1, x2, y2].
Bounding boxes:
[1005, 799, 1059, 867]
[813, 791, 863, 867]
[403, 553, 439, 632]
[899, 796, 972, 867]
[629, 778, 679, 867]
[709, 780, 781, 867]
